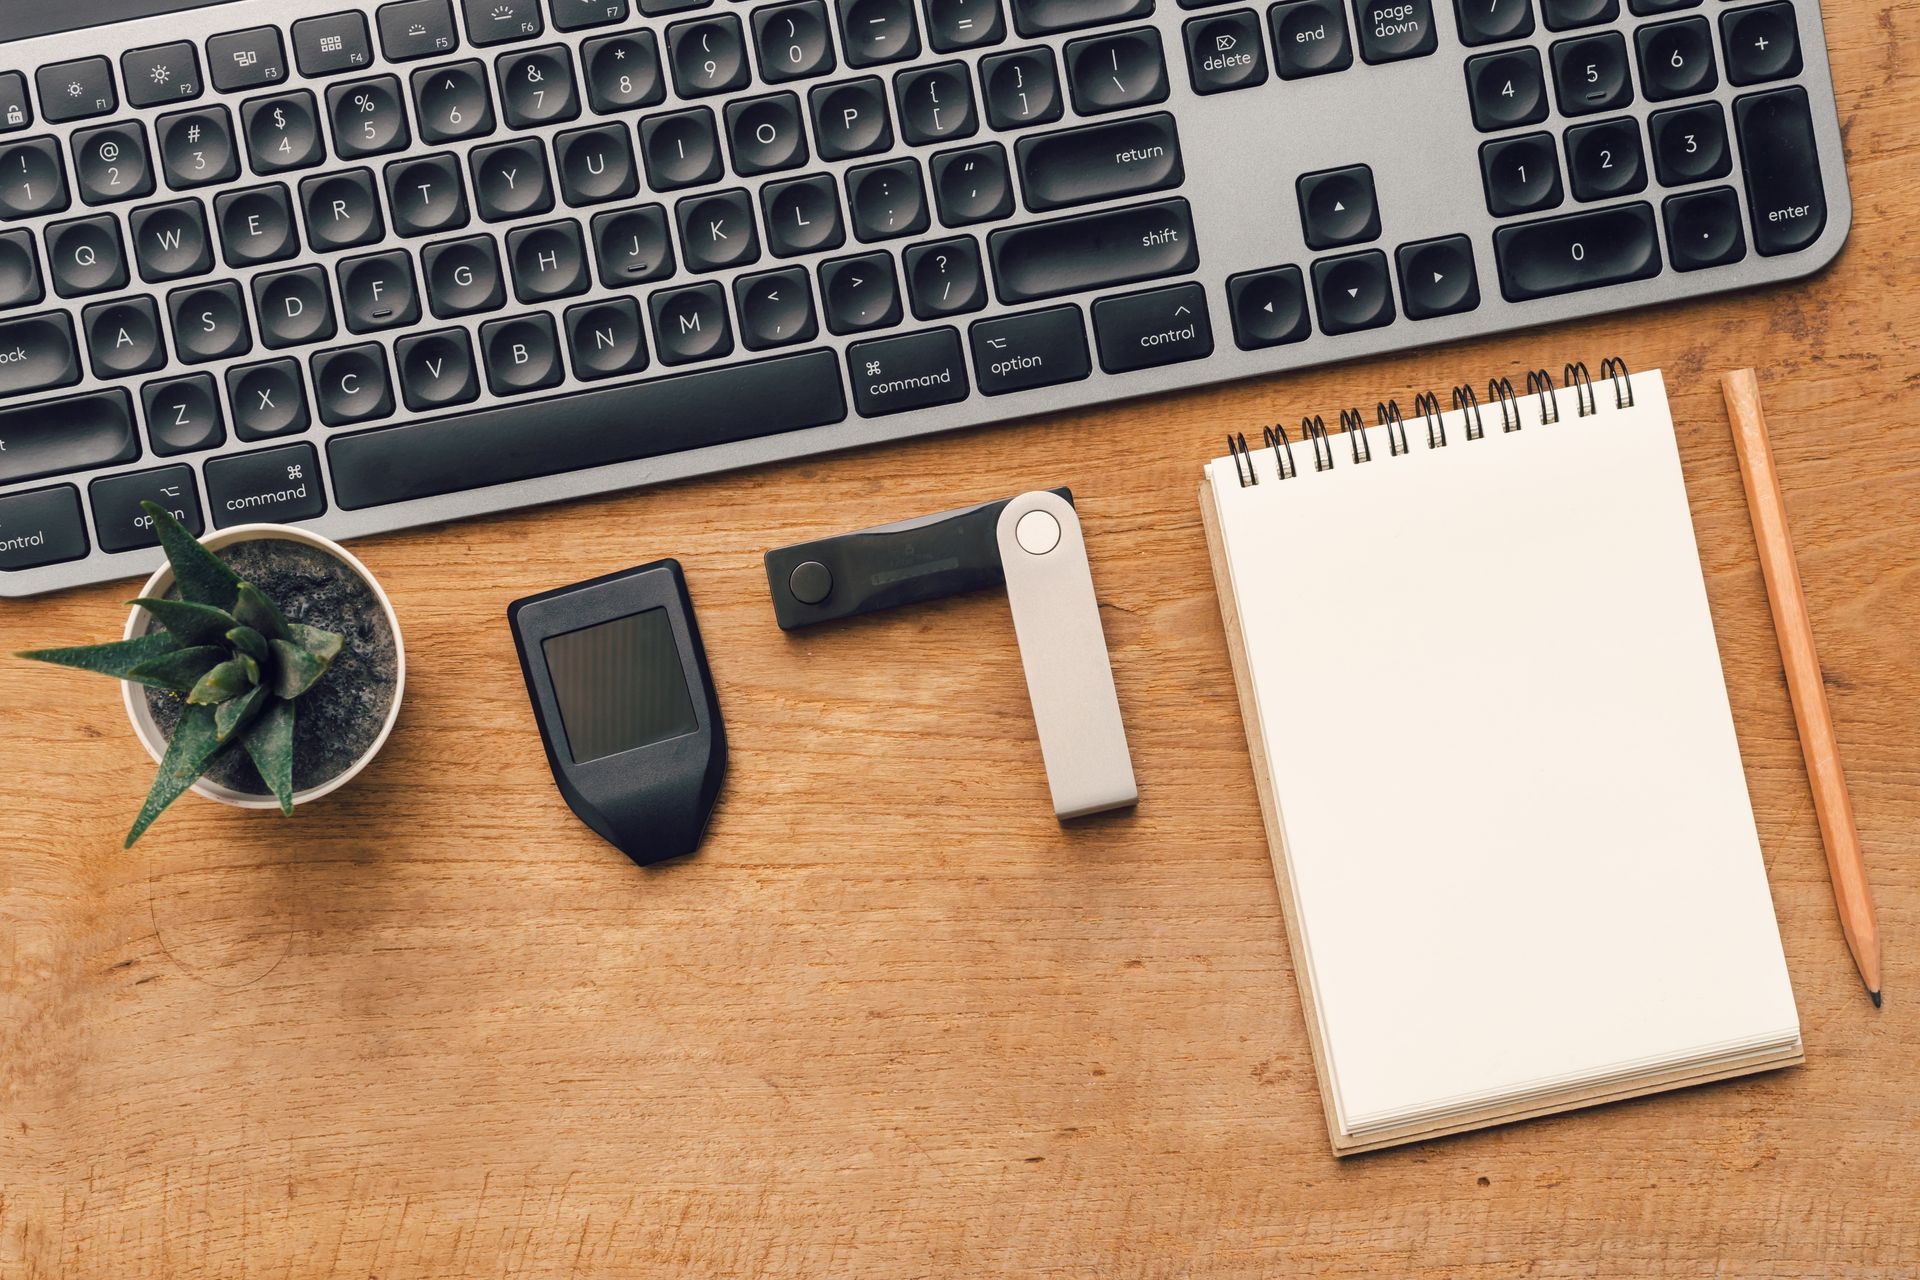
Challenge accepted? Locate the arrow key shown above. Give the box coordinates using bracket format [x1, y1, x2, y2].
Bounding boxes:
[1297, 164, 1379, 251]
[1395, 234, 1480, 320]
[1227, 265, 1311, 349]
[1310, 249, 1394, 335]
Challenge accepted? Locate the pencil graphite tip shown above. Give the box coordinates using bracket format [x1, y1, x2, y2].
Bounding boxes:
[1871, 989, 1882, 1009]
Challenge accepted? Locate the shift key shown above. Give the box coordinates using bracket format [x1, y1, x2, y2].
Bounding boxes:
[0, 388, 138, 486]
[989, 198, 1198, 304]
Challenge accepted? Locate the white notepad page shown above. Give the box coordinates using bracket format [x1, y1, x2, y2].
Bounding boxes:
[1206, 372, 1800, 1137]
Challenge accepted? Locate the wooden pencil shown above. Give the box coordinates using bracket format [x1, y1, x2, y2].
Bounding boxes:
[1721, 368, 1883, 1006]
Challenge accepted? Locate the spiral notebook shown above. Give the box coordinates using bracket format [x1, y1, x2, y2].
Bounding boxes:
[1199, 364, 1801, 1155]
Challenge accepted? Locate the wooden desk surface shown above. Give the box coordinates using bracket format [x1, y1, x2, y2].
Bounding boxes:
[5, 7, 1918, 1274]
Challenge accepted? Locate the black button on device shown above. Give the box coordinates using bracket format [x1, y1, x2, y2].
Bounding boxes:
[1064, 28, 1170, 115]
[1093, 281, 1212, 373]
[379, 0, 461, 61]
[82, 296, 166, 379]
[89, 465, 204, 553]
[1721, 2, 1801, 86]
[47, 215, 130, 298]
[242, 93, 326, 177]
[497, 45, 581, 129]
[1464, 48, 1548, 132]
[1297, 165, 1379, 250]
[1734, 86, 1825, 257]
[1012, 0, 1152, 36]
[1663, 186, 1747, 272]
[1540, 0, 1616, 30]
[123, 43, 203, 109]
[312, 341, 396, 424]
[903, 237, 987, 319]
[142, 373, 226, 456]
[1550, 32, 1633, 117]
[480, 313, 566, 395]
[254, 265, 338, 348]
[203, 442, 327, 528]
[820, 250, 901, 333]
[969, 304, 1090, 394]
[987, 197, 1198, 304]
[1451, 0, 1532, 46]
[838, 0, 923, 67]
[1183, 10, 1269, 94]
[649, 281, 734, 363]
[0, 138, 68, 221]
[0, 310, 81, 398]
[926, 0, 1006, 50]
[1311, 249, 1395, 334]
[809, 77, 895, 159]
[395, 327, 482, 408]
[732, 267, 818, 349]
[0, 486, 89, 573]
[1492, 201, 1661, 301]
[1635, 16, 1716, 101]
[845, 158, 928, 241]
[980, 48, 1063, 130]
[1353, 0, 1436, 63]
[754, 1, 839, 80]
[1395, 234, 1480, 320]
[215, 185, 298, 268]
[639, 107, 722, 189]
[1564, 116, 1646, 202]
[73, 122, 155, 207]
[1226, 266, 1310, 349]
[38, 58, 118, 125]
[847, 326, 969, 415]
[1016, 113, 1180, 213]
[894, 62, 978, 146]
[465, 0, 545, 45]
[1268, 0, 1353, 79]
[293, 12, 376, 78]
[1480, 132, 1563, 216]
[930, 143, 1014, 226]
[580, 34, 663, 115]
[208, 28, 290, 93]
[0, 71, 32, 133]
[789, 559, 833, 604]
[0, 388, 137, 486]
[227, 358, 313, 439]
[1649, 101, 1731, 187]
[0, 229, 44, 308]
[553, 0, 631, 29]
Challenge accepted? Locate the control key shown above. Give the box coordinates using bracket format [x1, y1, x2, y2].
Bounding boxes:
[0, 486, 89, 573]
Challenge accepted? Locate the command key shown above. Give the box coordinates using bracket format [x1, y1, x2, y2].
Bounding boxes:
[204, 442, 327, 528]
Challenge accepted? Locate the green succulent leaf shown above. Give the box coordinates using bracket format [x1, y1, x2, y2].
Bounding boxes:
[16, 632, 179, 681]
[145, 502, 241, 609]
[214, 682, 268, 742]
[126, 597, 238, 648]
[125, 702, 227, 847]
[287, 622, 345, 664]
[226, 625, 269, 665]
[124, 645, 230, 694]
[187, 658, 256, 706]
[232, 582, 291, 642]
[269, 628, 342, 700]
[243, 698, 296, 817]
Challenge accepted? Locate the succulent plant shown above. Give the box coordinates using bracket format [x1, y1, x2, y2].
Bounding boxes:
[16, 503, 345, 846]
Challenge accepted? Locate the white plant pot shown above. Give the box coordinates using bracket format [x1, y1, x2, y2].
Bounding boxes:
[120, 523, 405, 811]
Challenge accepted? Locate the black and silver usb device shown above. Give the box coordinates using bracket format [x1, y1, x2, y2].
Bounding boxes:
[508, 560, 726, 867]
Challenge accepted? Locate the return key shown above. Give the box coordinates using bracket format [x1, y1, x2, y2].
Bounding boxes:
[1016, 113, 1184, 212]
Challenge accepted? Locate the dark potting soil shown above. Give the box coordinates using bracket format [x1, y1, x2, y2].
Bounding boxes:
[145, 540, 399, 795]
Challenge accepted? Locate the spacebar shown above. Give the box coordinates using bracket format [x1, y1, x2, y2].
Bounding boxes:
[327, 350, 848, 510]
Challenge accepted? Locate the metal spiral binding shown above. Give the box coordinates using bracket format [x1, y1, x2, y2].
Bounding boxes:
[1227, 432, 1256, 487]
[1305, 416, 1335, 472]
[1378, 400, 1410, 456]
[1600, 356, 1634, 408]
[1452, 384, 1485, 440]
[1262, 424, 1298, 480]
[1414, 391, 1446, 448]
[1340, 408, 1372, 463]
[1525, 369, 1559, 424]
[1564, 361, 1598, 417]
[1489, 377, 1521, 432]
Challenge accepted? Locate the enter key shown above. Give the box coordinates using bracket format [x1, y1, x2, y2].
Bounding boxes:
[1016, 112, 1184, 212]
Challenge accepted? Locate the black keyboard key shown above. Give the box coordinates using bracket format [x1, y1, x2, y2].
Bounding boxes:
[294, 12, 377, 78]
[1564, 116, 1645, 201]
[470, 138, 556, 218]
[1183, 10, 1269, 94]
[555, 123, 640, 204]
[301, 168, 387, 250]
[143, 373, 226, 455]
[424, 234, 509, 315]
[0, 388, 135, 485]
[156, 107, 240, 189]
[1734, 86, 1825, 257]
[1492, 201, 1659, 300]
[38, 58, 118, 125]
[380, 0, 462, 61]
[91, 465, 203, 553]
[667, 14, 753, 97]
[386, 154, 471, 235]
[553, 0, 632, 31]
[1629, 0, 1698, 11]
[761, 175, 845, 256]
[0, 311, 81, 398]
[123, 44, 205, 110]
[508, 218, 592, 298]
[46, 215, 129, 298]
[329, 76, 412, 158]
[168, 280, 252, 363]
[1540, 0, 1614, 29]
[580, 33, 665, 113]
[129, 199, 212, 282]
[1011, 0, 1151, 36]
[0, 137, 69, 219]
[732, 267, 818, 349]
[1354, 0, 1436, 63]
[228, 359, 312, 440]
[1551, 32, 1633, 116]
[820, 249, 901, 332]
[1480, 132, 1562, 215]
[755, 2, 840, 80]
[204, 442, 327, 528]
[676, 187, 761, 271]
[904, 236, 987, 318]
[930, 142, 1013, 225]
[0, 485, 89, 571]
[72, 122, 154, 206]
[980, 47, 1063, 129]
[0, 229, 43, 308]
[847, 327, 967, 414]
[395, 327, 482, 408]
[839, 0, 924, 67]
[969, 304, 1089, 393]
[590, 204, 677, 283]
[1663, 185, 1745, 272]
[1396, 234, 1479, 319]
[1298, 164, 1379, 249]
[0, 73, 32, 133]
[726, 93, 810, 176]
[639, 107, 724, 188]
[989, 197, 1197, 303]
[846, 157, 929, 240]
[1452, 0, 1532, 46]
[1464, 48, 1548, 132]
[327, 349, 846, 508]
[466, 0, 547, 44]
[1093, 280, 1211, 372]
[208, 28, 289, 93]
[1268, 0, 1353, 79]
[927, 0, 1007, 51]
[241, 92, 327, 175]
[497, 45, 580, 127]
[254, 265, 339, 348]
[312, 342, 396, 424]
[82, 296, 167, 378]
[895, 62, 978, 146]
[810, 78, 895, 159]
[564, 295, 652, 374]
[214, 184, 299, 267]
[414, 60, 498, 141]
[1065, 28, 1170, 115]
[650, 281, 733, 362]
[339, 250, 423, 331]
[1721, 3, 1800, 86]
[1649, 101, 1730, 186]
[480, 313, 565, 394]
[1016, 112, 1180, 212]
[1226, 265, 1310, 348]
[1311, 249, 1394, 333]
[1635, 16, 1716, 101]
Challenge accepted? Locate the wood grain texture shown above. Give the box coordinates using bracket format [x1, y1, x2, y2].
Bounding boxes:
[3, 3, 1918, 1271]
